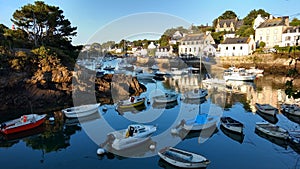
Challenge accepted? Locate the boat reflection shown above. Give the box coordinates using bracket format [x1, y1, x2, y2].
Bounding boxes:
[64, 111, 101, 126]
[116, 104, 147, 115]
[171, 126, 219, 142]
[220, 125, 244, 144]
[255, 111, 279, 124]
[255, 128, 288, 149]
[181, 97, 206, 105]
[152, 101, 178, 109]
[282, 112, 300, 124]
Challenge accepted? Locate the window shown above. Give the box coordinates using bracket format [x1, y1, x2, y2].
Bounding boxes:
[266, 36, 269, 41]
[233, 46, 235, 50]
[191, 41, 194, 45]
[185, 48, 187, 52]
[194, 47, 196, 52]
[189, 48, 192, 52]
[240, 46, 243, 50]
[260, 36, 262, 41]
[274, 29, 278, 34]
[274, 36, 277, 41]
[187, 42, 190, 45]
[226, 47, 228, 50]
[267, 29, 270, 35]
[285, 36, 291, 41]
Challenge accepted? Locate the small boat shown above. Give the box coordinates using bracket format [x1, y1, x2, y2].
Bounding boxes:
[255, 103, 278, 116]
[62, 103, 100, 118]
[220, 117, 244, 134]
[180, 114, 218, 131]
[0, 114, 47, 134]
[116, 96, 146, 110]
[158, 147, 210, 168]
[182, 88, 208, 100]
[280, 104, 300, 116]
[246, 66, 264, 75]
[255, 122, 289, 140]
[169, 67, 188, 76]
[255, 127, 288, 149]
[152, 93, 178, 104]
[102, 124, 157, 151]
[256, 110, 278, 124]
[223, 67, 256, 81]
[103, 65, 115, 71]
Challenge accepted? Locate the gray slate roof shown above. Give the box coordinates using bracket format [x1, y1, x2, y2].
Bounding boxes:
[222, 37, 250, 44]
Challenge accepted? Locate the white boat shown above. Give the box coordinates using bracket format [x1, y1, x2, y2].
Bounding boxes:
[180, 114, 218, 131]
[182, 88, 208, 100]
[220, 117, 244, 134]
[280, 103, 300, 116]
[169, 67, 188, 76]
[255, 103, 278, 116]
[116, 96, 146, 110]
[62, 103, 100, 118]
[202, 77, 226, 86]
[158, 147, 210, 168]
[223, 67, 256, 81]
[255, 122, 289, 140]
[105, 124, 157, 151]
[152, 93, 178, 104]
[246, 66, 264, 75]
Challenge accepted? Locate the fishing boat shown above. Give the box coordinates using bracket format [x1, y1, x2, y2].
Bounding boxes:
[182, 88, 208, 100]
[220, 117, 244, 134]
[255, 122, 289, 140]
[152, 93, 178, 104]
[256, 110, 278, 124]
[255, 103, 278, 116]
[179, 114, 218, 131]
[158, 147, 210, 168]
[101, 124, 157, 151]
[0, 114, 47, 134]
[246, 66, 264, 75]
[255, 127, 288, 149]
[103, 65, 115, 71]
[62, 103, 100, 118]
[116, 96, 146, 110]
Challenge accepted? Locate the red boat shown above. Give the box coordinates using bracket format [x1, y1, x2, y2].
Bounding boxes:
[0, 114, 47, 134]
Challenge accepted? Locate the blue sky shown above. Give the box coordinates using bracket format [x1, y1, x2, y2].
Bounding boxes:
[1, 0, 300, 45]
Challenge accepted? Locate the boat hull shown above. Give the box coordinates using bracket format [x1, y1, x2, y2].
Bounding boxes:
[62, 103, 100, 118]
[1, 114, 46, 135]
[255, 103, 277, 116]
[255, 122, 289, 140]
[158, 147, 210, 168]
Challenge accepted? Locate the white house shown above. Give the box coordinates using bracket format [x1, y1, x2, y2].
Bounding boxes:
[255, 15, 289, 48]
[282, 26, 300, 47]
[203, 44, 217, 57]
[178, 32, 215, 57]
[155, 46, 174, 58]
[217, 35, 256, 57]
[253, 14, 267, 30]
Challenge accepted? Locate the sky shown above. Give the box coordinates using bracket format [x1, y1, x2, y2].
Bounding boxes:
[1, 0, 300, 45]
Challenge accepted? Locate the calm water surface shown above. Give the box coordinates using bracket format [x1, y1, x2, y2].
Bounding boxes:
[0, 62, 300, 169]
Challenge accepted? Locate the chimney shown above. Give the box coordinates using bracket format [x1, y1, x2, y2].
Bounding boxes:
[269, 15, 273, 20]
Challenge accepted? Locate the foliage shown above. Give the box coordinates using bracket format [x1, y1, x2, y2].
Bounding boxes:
[236, 25, 255, 37]
[163, 26, 188, 37]
[211, 31, 226, 44]
[290, 18, 300, 26]
[11, 1, 77, 48]
[259, 41, 266, 48]
[157, 34, 170, 47]
[213, 10, 237, 27]
[243, 9, 269, 26]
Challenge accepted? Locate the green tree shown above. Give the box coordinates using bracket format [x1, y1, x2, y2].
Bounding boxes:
[259, 41, 266, 48]
[157, 35, 170, 47]
[243, 9, 269, 26]
[236, 25, 255, 37]
[290, 18, 300, 26]
[11, 1, 77, 48]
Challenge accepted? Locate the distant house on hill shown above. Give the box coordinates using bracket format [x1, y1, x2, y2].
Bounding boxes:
[217, 35, 255, 57]
[178, 32, 215, 58]
[255, 15, 289, 48]
[253, 14, 267, 30]
[215, 17, 244, 32]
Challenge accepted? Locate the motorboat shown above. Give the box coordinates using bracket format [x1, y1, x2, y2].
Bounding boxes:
[116, 96, 146, 110]
[179, 114, 218, 131]
[158, 147, 210, 168]
[152, 93, 178, 104]
[181, 88, 208, 100]
[255, 103, 278, 116]
[62, 103, 100, 118]
[0, 114, 47, 134]
[223, 67, 256, 81]
[102, 124, 157, 151]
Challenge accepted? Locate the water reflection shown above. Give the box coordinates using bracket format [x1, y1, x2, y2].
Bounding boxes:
[255, 111, 279, 124]
[220, 125, 244, 144]
[255, 129, 288, 149]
